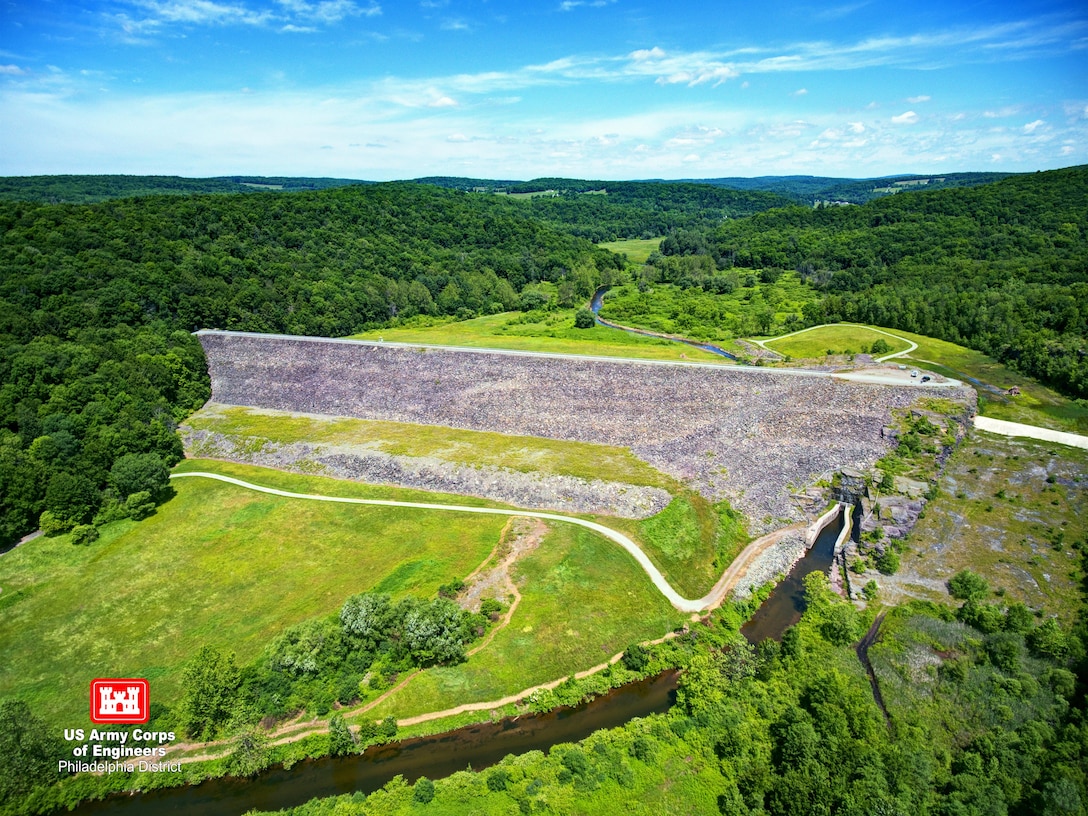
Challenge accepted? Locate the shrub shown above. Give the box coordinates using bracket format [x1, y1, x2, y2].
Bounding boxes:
[574, 307, 596, 328]
[413, 777, 435, 804]
[874, 549, 900, 575]
[70, 524, 99, 546]
[948, 569, 989, 601]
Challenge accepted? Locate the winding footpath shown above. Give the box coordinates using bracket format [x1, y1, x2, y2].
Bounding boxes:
[171, 471, 745, 613]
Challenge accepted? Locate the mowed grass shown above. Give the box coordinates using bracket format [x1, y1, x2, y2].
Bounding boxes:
[362, 522, 682, 722]
[890, 329, 1088, 434]
[762, 323, 913, 359]
[0, 460, 507, 727]
[350, 310, 728, 364]
[598, 238, 662, 264]
[184, 405, 676, 491]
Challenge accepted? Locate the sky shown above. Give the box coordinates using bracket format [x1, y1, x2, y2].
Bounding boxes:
[1, 0, 1086, 179]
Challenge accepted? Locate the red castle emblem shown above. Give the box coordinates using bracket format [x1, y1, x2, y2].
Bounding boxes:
[90, 678, 149, 724]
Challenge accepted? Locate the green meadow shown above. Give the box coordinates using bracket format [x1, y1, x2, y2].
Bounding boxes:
[350, 310, 728, 364]
[363, 521, 682, 722]
[762, 323, 913, 359]
[0, 460, 701, 729]
[598, 237, 662, 264]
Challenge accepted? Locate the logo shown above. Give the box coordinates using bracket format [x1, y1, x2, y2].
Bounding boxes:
[90, 678, 149, 724]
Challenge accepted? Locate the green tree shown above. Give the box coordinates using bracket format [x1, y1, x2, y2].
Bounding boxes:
[328, 713, 356, 756]
[0, 699, 66, 802]
[225, 726, 270, 777]
[108, 453, 170, 500]
[179, 646, 241, 740]
[413, 776, 435, 804]
[574, 307, 596, 328]
[948, 569, 989, 601]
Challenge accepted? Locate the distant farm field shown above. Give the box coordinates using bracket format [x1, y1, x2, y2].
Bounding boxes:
[350, 310, 728, 363]
[598, 237, 662, 264]
[763, 324, 913, 359]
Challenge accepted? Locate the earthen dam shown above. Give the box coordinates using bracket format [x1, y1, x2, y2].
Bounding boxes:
[195, 330, 974, 533]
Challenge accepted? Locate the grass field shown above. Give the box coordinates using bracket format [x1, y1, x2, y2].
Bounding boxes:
[184, 404, 677, 491]
[0, 459, 704, 728]
[0, 461, 510, 726]
[350, 310, 728, 364]
[889, 329, 1088, 434]
[362, 521, 682, 722]
[598, 238, 662, 264]
[762, 324, 913, 359]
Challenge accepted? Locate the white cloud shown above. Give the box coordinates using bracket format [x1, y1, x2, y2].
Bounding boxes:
[682, 153, 700, 162]
[0, 64, 25, 75]
[848, 122, 865, 133]
[892, 110, 918, 124]
[1022, 119, 1045, 133]
[428, 95, 457, 107]
[629, 47, 666, 61]
[907, 95, 931, 103]
[792, 88, 808, 96]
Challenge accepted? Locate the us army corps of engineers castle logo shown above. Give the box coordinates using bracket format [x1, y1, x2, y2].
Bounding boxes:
[90, 678, 149, 724]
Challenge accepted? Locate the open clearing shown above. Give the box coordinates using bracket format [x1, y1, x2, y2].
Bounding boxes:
[598, 237, 662, 264]
[0, 460, 692, 728]
[762, 323, 914, 359]
[350, 310, 726, 364]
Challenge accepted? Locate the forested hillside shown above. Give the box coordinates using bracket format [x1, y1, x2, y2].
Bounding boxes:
[417, 177, 791, 241]
[657, 166, 1087, 397]
[0, 175, 368, 204]
[0, 183, 617, 549]
[688, 172, 1015, 204]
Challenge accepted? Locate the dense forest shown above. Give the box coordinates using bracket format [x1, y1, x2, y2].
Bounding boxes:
[0, 176, 369, 204]
[0, 183, 620, 549]
[687, 172, 1016, 205]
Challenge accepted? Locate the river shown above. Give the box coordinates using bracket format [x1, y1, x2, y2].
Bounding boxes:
[71, 510, 845, 815]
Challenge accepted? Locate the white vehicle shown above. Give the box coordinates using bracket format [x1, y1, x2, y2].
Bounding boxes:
[910, 370, 919, 378]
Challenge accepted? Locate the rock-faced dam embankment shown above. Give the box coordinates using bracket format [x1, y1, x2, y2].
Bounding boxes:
[196, 331, 972, 533]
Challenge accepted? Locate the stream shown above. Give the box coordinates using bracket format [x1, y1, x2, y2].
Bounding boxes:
[70, 511, 846, 815]
[589, 288, 741, 361]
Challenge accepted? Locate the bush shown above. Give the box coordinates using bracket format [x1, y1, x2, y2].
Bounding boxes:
[70, 524, 99, 546]
[328, 713, 356, 756]
[874, 549, 900, 575]
[948, 569, 989, 601]
[621, 643, 650, 672]
[574, 307, 596, 328]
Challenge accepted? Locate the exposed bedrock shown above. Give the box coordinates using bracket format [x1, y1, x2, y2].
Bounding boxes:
[196, 331, 975, 534]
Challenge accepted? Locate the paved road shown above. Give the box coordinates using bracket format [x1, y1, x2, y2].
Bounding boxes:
[974, 416, 1088, 450]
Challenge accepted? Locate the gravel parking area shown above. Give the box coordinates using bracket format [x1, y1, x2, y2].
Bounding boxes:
[197, 332, 974, 534]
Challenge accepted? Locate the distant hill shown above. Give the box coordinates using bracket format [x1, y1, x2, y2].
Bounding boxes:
[679, 172, 1017, 204]
[0, 175, 370, 204]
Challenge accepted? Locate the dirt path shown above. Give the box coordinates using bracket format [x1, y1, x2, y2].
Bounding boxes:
[163, 472, 821, 763]
[171, 471, 740, 613]
[856, 611, 890, 724]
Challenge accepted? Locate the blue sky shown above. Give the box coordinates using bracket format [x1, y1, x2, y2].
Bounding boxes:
[1, 0, 1085, 179]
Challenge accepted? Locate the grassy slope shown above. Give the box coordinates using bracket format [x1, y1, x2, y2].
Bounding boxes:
[183, 406, 730, 600]
[350, 310, 729, 364]
[0, 461, 507, 726]
[184, 405, 676, 491]
[762, 323, 913, 358]
[363, 522, 682, 722]
[0, 458, 703, 729]
[890, 329, 1088, 434]
[598, 238, 662, 264]
[875, 430, 1087, 622]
